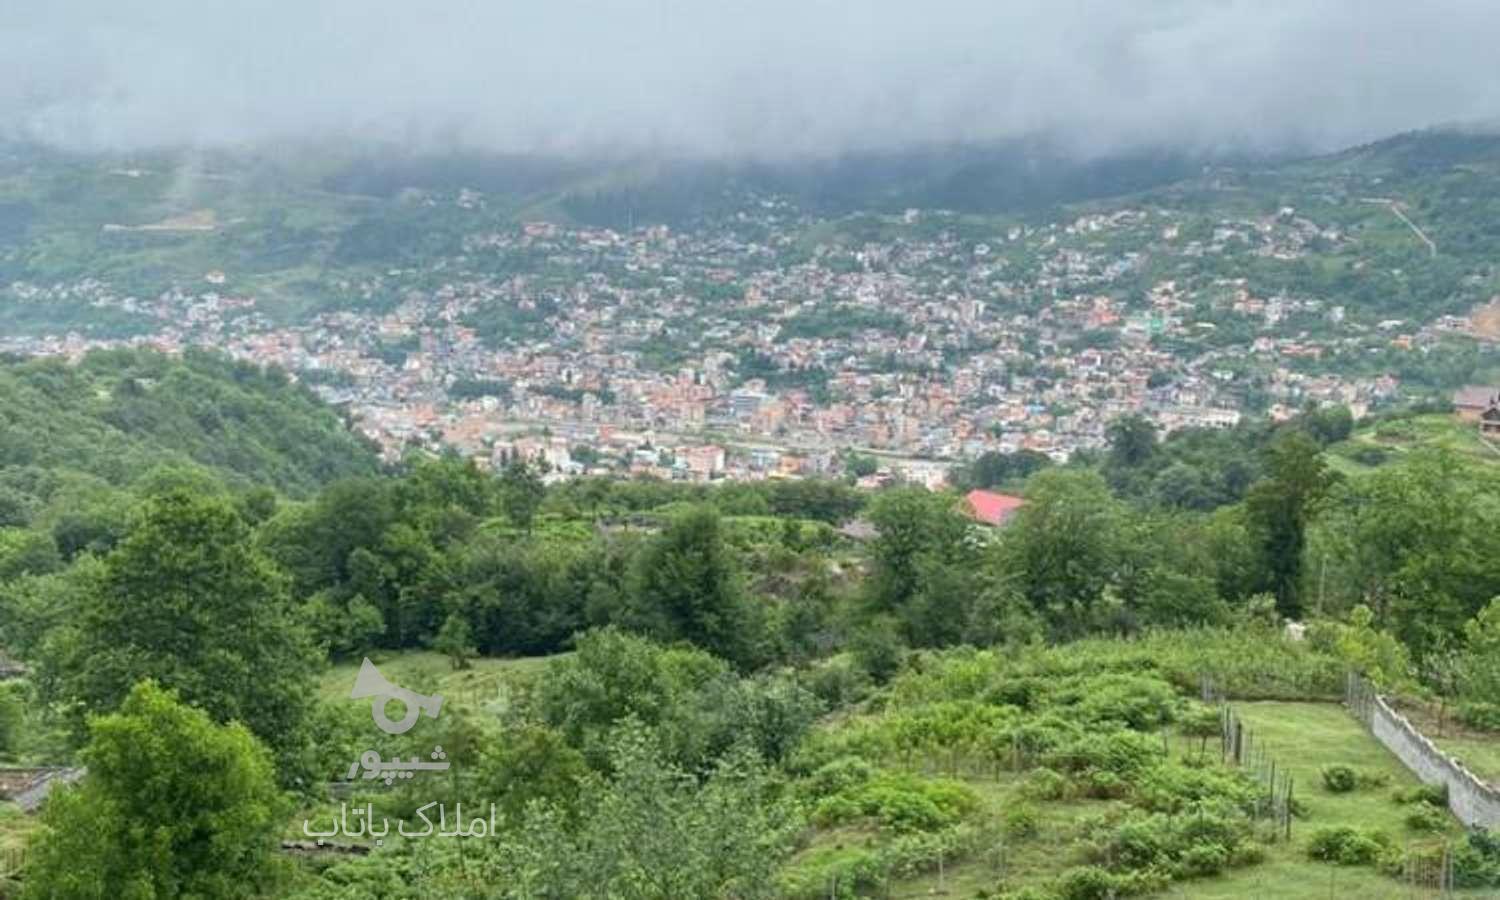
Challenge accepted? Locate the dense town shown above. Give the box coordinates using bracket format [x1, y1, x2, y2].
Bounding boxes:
[4, 191, 1482, 486]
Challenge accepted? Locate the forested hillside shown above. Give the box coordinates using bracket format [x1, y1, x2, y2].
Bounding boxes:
[0, 349, 379, 521]
[2, 365, 1499, 897]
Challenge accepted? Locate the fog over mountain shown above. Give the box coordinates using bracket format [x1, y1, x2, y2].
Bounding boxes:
[5, 0, 1500, 159]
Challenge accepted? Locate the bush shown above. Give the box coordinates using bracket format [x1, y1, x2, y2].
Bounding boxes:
[807, 756, 875, 798]
[1083, 769, 1128, 800]
[1004, 803, 1040, 839]
[1404, 805, 1449, 833]
[805, 656, 872, 709]
[1457, 701, 1500, 731]
[811, 771, 978, 834]
[1044, 730, 1159, 778]
[1176, 842, 1231, 878]
[1392, 782, 1448, 807]
[1020, 767, 1071, 801]
[1453, 829, 1500, 889]
[1321, 764, 1357, 793]
[1306, 826, 1392, 865]
[1052, 866, 1118, 900]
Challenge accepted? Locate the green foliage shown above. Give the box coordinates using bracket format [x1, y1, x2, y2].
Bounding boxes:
[0, 350, 377, 502]
[1244, 430, 1333, 619]
[22, 682, 285, 900]
[1305, 825, 1394, 865]
[951, 449, 1052, 492]
[43, 490, 317, 771]
[0, 681, 24, 757]
[999, 469, 1125, 638]
[488, 726, 802, 900]
[497, 460, 545, 532]
[624, 505, 759, 667]
[1003, 802, 1040, 839]
[475, 724, 591, 824]
[432, 612, 476, 670]
[1321, 763, 1358, 793]
[865, 486, 972, 615]
[1403, 804, 1449, 833]
[1309, 452, 1500, 661]
[1452, 828, 1500, 889]
[0, 527, 61, 580]
[1457, 597, 1500, 725]
[811, 770, 978, 833]
[536, 628, 821, 770]
[1307, 604, 1415, 690]
[1392, 782, 1449, 807]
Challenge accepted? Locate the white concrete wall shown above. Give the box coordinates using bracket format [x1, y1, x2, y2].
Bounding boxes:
[1368, 693, 1500, 828]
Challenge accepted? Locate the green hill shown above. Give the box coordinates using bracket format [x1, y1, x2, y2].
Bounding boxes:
[0, 348, 379, 515]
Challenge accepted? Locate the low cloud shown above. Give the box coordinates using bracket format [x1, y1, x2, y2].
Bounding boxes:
[5, 0, 1500, 158]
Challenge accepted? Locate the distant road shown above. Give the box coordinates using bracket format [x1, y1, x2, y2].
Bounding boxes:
[1359, 197, 1437, 257]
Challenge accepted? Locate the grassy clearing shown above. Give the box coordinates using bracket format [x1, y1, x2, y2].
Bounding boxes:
[1429, 734, 1500, 791]
[1160, 701, 1481, 900]
[1333, 414, 1500, 473]
[317, 650, 558, 713]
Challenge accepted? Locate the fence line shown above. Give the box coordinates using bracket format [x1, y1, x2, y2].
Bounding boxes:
[1346, 672, 1500, 829]
[1219, 704, 1295, 841]
[0, 845, 24, 881]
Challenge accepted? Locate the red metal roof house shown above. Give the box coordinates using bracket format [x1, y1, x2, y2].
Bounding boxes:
[960, 489, 1026, 527]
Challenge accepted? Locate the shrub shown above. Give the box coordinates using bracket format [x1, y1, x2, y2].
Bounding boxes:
[1392, 783, 1448, 807]
[1453, 829, 1500, 889]
[1404, 805, 1449, 833]
[1004, 803, 1040, 839]
[1083, 769, 1128, 800]
[994, 887, 1055, 900]
[1321, 764, 1357, 793]
[1044, 730, 1159, 778]
[1229, 842, 1267, 867]
[1458, 701, 1500, 731]
[1020, 767, 1071, 801]
[1306, 826, 1392, 865]
[1052, 866, 1118, 900]
[1134, 762, 1258, 814]
[1176, 842, 1230, 878]
[811, 771, 978, 834]
[804, 656, 873, 709]
[808, 756, 874, 798]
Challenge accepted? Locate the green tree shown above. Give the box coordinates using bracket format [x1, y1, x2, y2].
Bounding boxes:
[1456, 598, 1500, 724]
[499, 460, 546, 533]
[492, 726, 800, 899]
[0, 527, 62, 581]
[1307, 452, 1500, 657]
[1000, 469, 1124, 638]
[1106, 414, 1158, 470]
[1244, 431, 1332, 620]
[865, 487, 970, 612]
[47, 491, 317, 768]
[625, 506, 754, 666]
[433, 612, 477, 670]
[23, 681, 285, 900]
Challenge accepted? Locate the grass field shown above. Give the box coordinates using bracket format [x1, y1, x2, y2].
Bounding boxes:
[317, 649, 558, 715]
[1162, 702, 1480, 900]
[1329, 413, 1500, 475]
[865, 701, 1485, 899]
[1430, 734, 1500, 790]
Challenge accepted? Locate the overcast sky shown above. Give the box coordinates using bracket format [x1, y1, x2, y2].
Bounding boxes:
[4, 0, 1499, 159]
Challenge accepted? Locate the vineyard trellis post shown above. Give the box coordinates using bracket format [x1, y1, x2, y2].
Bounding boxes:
[1219, 704, 1295, 841]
